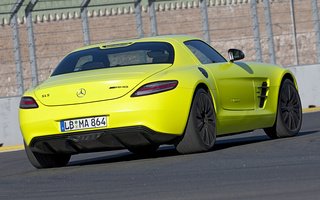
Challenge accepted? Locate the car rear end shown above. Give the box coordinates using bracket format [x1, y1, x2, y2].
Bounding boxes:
[19, 39, 192, 155]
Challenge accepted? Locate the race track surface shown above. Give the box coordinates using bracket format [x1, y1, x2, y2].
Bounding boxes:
[1, 111, 320, 200]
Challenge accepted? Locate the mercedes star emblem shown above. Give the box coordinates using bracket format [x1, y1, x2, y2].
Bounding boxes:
[76, 88, 86, 98]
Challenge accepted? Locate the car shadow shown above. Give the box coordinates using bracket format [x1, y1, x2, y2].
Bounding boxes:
[214, 135, 269, 151]
[297, 130, 319, 136]
[67, 146, 180, 167]
[67, 130, 319, 167]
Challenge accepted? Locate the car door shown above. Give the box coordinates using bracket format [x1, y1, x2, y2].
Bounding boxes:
[184, 40, 255, 110]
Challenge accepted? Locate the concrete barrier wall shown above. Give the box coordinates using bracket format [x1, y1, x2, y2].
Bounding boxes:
[0, 64, 319, 147]
[0, 97, 24, 147]
[286, 64, 320, 109]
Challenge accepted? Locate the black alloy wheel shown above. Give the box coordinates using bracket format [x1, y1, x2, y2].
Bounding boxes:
[264, 79, 302, 138]
[175, 88, 216, 154]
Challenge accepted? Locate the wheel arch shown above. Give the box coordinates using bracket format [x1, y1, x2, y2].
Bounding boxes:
[268, 71, 298, 117]
[193, 82, 218, 114]
[195, 82, 209, 93]
[183, 82, 216, 129]
[282, 72, 299, 90]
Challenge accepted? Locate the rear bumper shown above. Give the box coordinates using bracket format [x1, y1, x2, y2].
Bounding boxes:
[29, 126, 178, 154]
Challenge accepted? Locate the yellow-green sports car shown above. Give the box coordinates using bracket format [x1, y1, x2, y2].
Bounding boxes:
[19, 35, 302, 168]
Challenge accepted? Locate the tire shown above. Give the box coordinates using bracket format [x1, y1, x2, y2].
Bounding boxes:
[264, 79, 302, 139]
[24, 141, 71, 169]
[175, 88, 216, 154]
[128, 144, 159, 155]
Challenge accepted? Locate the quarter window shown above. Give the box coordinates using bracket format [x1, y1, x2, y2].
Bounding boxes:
[184, 40, 226, 64]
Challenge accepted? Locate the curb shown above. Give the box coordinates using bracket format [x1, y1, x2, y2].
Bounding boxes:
[302, 107, 320, 113]
[1, 107, 319, 153]
[0, 144, 24, 152]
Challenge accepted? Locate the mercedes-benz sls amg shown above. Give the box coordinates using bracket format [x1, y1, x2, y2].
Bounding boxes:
[19, 35, 302, 168]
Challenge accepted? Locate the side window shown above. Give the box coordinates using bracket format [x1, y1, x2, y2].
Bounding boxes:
[184, 40, 226, 64]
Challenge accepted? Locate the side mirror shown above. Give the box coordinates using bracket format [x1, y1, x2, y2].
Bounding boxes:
[228, 49, 245, 62]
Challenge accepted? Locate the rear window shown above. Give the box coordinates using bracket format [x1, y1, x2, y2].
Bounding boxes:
[51, 42, 174, 76]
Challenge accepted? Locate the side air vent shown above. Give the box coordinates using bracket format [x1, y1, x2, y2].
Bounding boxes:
[258, 82, 268, 108]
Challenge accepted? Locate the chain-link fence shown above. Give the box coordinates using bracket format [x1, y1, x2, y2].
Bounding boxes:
[0, 0, 320, 98]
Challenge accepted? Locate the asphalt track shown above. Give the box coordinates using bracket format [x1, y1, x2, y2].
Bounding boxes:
[1, 110, 320, 200]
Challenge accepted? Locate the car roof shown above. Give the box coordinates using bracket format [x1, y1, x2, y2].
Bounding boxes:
[70, 35, 201, 53]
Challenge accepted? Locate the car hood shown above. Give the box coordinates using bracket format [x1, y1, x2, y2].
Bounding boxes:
[34, 64, 171, 106]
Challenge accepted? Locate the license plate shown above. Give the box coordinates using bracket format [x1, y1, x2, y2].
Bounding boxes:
[60, 116, 107, 132]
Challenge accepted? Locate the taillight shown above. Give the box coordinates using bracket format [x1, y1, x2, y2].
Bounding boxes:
[131, 80, 178, 97]
[20, 97, 39, 109]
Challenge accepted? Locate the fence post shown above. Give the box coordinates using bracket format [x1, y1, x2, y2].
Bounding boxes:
[290, 0, 299, 65]
[312, 0, 320, 63]
[134, 0, 144, 38]
[263, 0, 276, 65]
[81, 0, 91, 46]
[250, 0, 262, 63]
[25, 0, 39, 86]
[148, 0, 158, 36]
[200, 0, 211, 44]
[10, 0, 25, 95]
